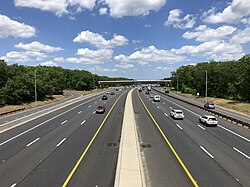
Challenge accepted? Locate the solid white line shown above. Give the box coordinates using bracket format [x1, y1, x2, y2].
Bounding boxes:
[157, 106, 160, 109]
[160, 94, 250, 143]
[176, 124, 183, 130]
[233, 147, 250, 159]
[26, 138, 40, 147]
[56, 138, 66, 147]
[78, 111, 82, 114]
[164, 113, 168, 117]
[200, 146, 214, 158]
[218, 125, 250, 143]
[93, 111, 96, 114]
[81, 120, 86, 125]
[0, 94, 103, 145]
[163, 97, 200, 117]
[11, 183, 17, 187]
[198, 125, 206, 130]
[61, 120, 67, 125]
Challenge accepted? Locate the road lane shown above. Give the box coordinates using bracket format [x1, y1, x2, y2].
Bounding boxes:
[0, 90, 124, 186]
[138, 90, 241, 187]
[132, 90, 194, 187]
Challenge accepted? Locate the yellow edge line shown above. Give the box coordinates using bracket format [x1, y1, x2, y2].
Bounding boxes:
[62, 93, 124, 187]
[137, 92, 199, 187]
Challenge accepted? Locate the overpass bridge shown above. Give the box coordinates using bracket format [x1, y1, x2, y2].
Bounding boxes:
[98, 80, 171, 88]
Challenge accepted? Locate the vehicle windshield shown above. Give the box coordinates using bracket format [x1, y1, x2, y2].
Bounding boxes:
[176, 111, 183, 114]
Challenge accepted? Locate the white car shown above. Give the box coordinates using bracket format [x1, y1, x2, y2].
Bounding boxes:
[170, 109, 184, 119]
[153, 95, 160, 102]
[106, 91, 110, 94]
[199, 115, 218, 127]
[150, 94, 154, 98]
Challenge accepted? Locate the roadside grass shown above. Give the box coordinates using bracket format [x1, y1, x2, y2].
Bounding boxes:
[168, 90, 250, 116]
[0, 89, 104, 115]
[0, 95, 67, 115]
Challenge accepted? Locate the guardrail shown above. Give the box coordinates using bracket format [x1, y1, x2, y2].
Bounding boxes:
[152, 88, 250, 129]
[0, 107, 25, 116]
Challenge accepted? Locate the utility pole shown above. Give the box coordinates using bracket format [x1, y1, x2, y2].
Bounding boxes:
[205, 70, 207, 103]
[35, 70, 37, 107]
[177, 74, 179, 92]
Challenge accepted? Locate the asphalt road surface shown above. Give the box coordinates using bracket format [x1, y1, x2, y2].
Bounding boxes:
[0, 88, 249, 187]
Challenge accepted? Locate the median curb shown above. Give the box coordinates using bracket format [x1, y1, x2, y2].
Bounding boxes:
[114, 89, 145, 187]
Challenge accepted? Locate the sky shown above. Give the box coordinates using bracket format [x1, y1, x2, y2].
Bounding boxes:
[1, 0, 250, 80]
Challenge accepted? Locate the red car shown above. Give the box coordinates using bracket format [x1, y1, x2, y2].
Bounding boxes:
[96, 106, 105, 114]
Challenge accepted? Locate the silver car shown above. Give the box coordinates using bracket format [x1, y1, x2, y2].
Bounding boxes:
[170, 109, 184, 119]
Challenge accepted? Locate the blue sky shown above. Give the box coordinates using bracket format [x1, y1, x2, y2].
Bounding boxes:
[1, 0, 250, 79]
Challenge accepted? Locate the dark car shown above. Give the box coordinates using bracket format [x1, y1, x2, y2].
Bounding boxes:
[111, 92, 115, 95]
[146, 91, 149, 94]
[204, 103, 215, 109]
[102, 95, 108, 100]
[96, 106, 105, 114]
[165, 90, 169, 94]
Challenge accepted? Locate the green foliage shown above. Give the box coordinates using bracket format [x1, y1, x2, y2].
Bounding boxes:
[0, 61, 128, 105]
[170, 55, 250, 102]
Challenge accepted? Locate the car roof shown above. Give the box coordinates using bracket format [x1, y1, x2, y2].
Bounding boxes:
[203, 115, 216, 118]
[173, 109, 183, 112]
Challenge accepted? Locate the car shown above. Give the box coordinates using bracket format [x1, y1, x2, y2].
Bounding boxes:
[111, 92, 115, 95]
[199, 115, 218, 126]
[150, 94, 154, 98]
[138, 87, 142, 92]
[153, 95, 160, 102]
[204, 103, 215, 109]
[102, 95, 108, 100]
[146, 91, 150, 94]
[96, 106, 105, 114]
[165, 90, 169, 94]
[106, 91, 110, 94]
[170, 109, 184, 119]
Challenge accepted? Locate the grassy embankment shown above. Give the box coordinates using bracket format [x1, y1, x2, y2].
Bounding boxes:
[167, 89, 250, 116]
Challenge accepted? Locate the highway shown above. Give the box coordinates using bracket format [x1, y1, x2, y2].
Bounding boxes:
[138, 89, 249, 187]
[0, 88, 249, 187]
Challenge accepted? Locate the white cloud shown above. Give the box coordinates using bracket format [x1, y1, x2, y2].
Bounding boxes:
[15, 41, 64, 52]
[40, 61, 59, 66]
[102, 0, 166, 18]
[66, 48, 112, 64]
[138, 61, 148, 66]
[14, 0, 96, 16]
[230, 27, 250, 44]
[132, 40, 142, 44]
[115, 45, 188, 64]
[0, 14, 36, 38]
[115, 63, 134, 69]
[145, 24, 151, 28]
[99, 7, 108, 15]
[183, 25, 237, 42]
[54, 57, 65, 62]
[165, 9, 196, 29]
[73, 30, 128, 48]
[1, 51, 47, 63]
[203, 0, 250, 23]
[155, 66, 171, 70]
[172, 41, 244, 61]
[90, 66, 118, 72]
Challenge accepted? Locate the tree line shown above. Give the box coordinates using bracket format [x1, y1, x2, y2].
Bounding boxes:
[170, 55, 250, 102]
[0, 60, 128, 106]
